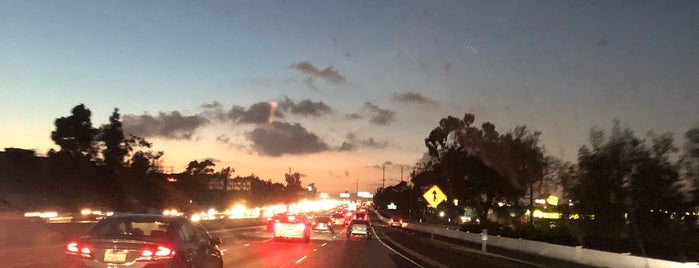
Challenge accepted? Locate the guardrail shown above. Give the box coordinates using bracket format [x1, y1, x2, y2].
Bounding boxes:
[372, 211, 698, 268]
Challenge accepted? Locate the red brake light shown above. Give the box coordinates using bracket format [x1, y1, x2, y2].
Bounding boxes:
[66, 241, 92, 258]
[66, 242, 79, 253]
[137, 245, 175, 261]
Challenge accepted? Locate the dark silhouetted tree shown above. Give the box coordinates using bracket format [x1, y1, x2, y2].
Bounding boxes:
[419, 113, 547, 224]
[568, 121, 685, 253]
[284, 172, 304, 202]
[51, 104, 97, 158]
[125, 135, 163, 174]
[682, 124, 699, 207]
[185, 160, 216, 176]
[98, 108, 127, 170]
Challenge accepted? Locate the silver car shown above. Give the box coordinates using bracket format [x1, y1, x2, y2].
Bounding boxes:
[346, 219, 372, 240]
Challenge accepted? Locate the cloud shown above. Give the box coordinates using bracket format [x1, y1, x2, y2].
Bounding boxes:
[363, 138, 389, 148]
[200, 101, 228, 122]
[290, 61, 346, 86]
[339, 133, 389, 151]
[216, 134, 230, 143]
[204, 157, 221, 163]
[122, 111, 209, 140]
[362, 102, 396, 125]
[370, 161, 394, 169]
[345, 113, 363, 120]
[391, 92, 438, 106]
[278, 96, 332, 117]
[201, 101, 283, 124]
[232, 102, 282, 124]
[247, 121, 329, 157]
[339, 142, 354, 151]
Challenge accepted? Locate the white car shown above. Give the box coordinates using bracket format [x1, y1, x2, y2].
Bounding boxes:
[273, 215, 311, 243]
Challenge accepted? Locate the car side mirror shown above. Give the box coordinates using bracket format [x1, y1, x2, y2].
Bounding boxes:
[210, 237, 222, 246]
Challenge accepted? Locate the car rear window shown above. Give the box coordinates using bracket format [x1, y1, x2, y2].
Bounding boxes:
[88, 218, 171, 237]
[350, 219, 369, 225]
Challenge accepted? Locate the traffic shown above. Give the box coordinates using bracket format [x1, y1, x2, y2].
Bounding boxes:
[0, 199, 567, 267]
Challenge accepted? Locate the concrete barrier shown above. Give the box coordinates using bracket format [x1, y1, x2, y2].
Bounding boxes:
[404, 225, 695, 266]
[372, 210, 698, 268]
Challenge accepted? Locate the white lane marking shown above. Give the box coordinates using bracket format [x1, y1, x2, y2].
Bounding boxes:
[370, 225, 425, 268]
[263, 239, 272, 242]
[295, 255, 308, 264]
[321, 243, 327, 247]
[314, 249, 318, 252]
[221, 249, 228, 253]
[244, 243, 250, 247]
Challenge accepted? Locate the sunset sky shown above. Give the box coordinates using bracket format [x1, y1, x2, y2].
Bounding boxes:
[1, 1, 697, 194]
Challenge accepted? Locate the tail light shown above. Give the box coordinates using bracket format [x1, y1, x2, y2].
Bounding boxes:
[274, 222, 281, 231]
[66, 241, 92, 258]
[136, 245, 176, 261]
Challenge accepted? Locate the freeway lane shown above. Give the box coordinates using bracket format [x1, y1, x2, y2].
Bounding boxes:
[215, 224, 420, 268]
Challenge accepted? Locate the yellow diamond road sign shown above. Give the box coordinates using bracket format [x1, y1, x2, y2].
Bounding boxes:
[423, 185, 447, 208]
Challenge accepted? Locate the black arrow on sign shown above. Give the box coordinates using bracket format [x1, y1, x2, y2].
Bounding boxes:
[432, 190, 437, 202]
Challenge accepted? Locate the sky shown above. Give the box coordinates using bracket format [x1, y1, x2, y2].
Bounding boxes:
[1, 0, 697, 194]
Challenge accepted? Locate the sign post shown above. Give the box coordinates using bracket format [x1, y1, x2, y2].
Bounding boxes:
[481, 229, 488, 252]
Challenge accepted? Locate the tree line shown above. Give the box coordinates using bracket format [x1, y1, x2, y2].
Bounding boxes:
[373, 113, 699, 261]
[0, 104, 310, 212]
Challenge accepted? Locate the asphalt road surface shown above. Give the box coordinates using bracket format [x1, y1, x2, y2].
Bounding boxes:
[1, 212, 596, 268]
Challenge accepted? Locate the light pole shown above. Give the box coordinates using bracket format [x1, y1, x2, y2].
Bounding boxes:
[382, 164, 386, 189]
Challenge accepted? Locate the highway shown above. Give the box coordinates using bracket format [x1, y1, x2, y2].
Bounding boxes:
[0, 211, 592, 268]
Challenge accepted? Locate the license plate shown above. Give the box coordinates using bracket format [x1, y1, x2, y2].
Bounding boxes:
[104, 249, 127, 263]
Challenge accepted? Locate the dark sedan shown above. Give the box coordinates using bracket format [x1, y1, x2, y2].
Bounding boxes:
[65, 214, 223, 268]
